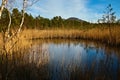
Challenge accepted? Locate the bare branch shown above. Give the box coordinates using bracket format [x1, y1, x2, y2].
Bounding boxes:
[18, 0, 40, 33]
[7, 9, 11, 35]
[18, 0, 27, 33]
[27, 0, 40, 7]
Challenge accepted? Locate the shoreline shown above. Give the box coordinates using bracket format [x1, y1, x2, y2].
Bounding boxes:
[0, 27, 120, 47]
[20, 28, 120, 46]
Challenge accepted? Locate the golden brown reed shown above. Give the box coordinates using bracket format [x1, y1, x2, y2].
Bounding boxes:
[0, 33, 32, 53]
[0, 33, 3, 49]
[21, 26, 120, 46]
[0, 26, 120, 50]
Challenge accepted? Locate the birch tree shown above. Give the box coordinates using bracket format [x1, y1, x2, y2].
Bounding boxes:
[0, 0, 40, 53]
[18, 0, 40, 33]
[0, 0, 7, 19]
[0, 0, 40, 79]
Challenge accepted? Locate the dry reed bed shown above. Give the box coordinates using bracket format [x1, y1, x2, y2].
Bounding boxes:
[0, 33, 32, 53]
[0, 27, 120, 48]
[21, 27, 120, 46]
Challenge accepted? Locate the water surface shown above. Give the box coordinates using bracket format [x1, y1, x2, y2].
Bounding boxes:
[0, 39, 120, 80]
[26, 39, 120, 80]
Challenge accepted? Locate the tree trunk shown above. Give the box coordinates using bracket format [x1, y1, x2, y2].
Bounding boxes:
[18, 10, 25, 33]
[7, 9, 12, 36]
[0, 0, 7, 19]
[18, 0, 26, 33]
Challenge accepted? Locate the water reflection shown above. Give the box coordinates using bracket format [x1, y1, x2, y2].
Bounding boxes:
[0, 39, 120, 80]
[24, 44, 49, 66]
[45, 40, 120, 80]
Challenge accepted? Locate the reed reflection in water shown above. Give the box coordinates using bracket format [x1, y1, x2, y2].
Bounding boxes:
[0, 39, 120, 80]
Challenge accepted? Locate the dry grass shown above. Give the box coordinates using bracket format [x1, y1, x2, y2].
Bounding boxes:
[20, 26, 120, 46]
[0, 33, 3, 49]
[0, 33, 32, 53]
[0, 26, 120, 50]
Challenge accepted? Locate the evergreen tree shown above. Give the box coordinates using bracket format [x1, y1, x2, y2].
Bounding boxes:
[0, 8, 9, 31]
[12, 8, 21, 26]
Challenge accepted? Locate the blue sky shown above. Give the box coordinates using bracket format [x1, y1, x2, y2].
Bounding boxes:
[27, 0, 120, 22]
[0, 0, 120, 22]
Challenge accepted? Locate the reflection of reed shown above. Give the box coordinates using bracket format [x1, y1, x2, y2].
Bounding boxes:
[24, 44, 50, 66]
[0, 43, 50, 80]
[48, 52, 119, 80]
[46, 40, 120, 80]
[0, 47, 50, 80]
[30, 39, 120, 57]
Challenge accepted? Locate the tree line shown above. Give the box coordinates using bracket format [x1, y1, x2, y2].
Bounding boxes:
[0, 3, 120, 32]
[0, 8, 90, 31]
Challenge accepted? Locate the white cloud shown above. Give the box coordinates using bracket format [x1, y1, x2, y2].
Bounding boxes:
[40, 0, 89, 18]
[32, 5, 48, 13]
[1, 0, 119, 22]
[26, 0, 104, 22]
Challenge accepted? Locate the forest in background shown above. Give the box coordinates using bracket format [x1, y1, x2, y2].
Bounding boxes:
[0, 8, 90, 31]
[0, 8, 120, 31]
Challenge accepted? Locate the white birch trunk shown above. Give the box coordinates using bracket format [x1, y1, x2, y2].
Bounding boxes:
[0, 0, 7, 19]
[18, 0, 26, 33]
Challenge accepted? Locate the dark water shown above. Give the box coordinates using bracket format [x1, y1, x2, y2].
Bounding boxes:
[0, 39, 120, 80]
